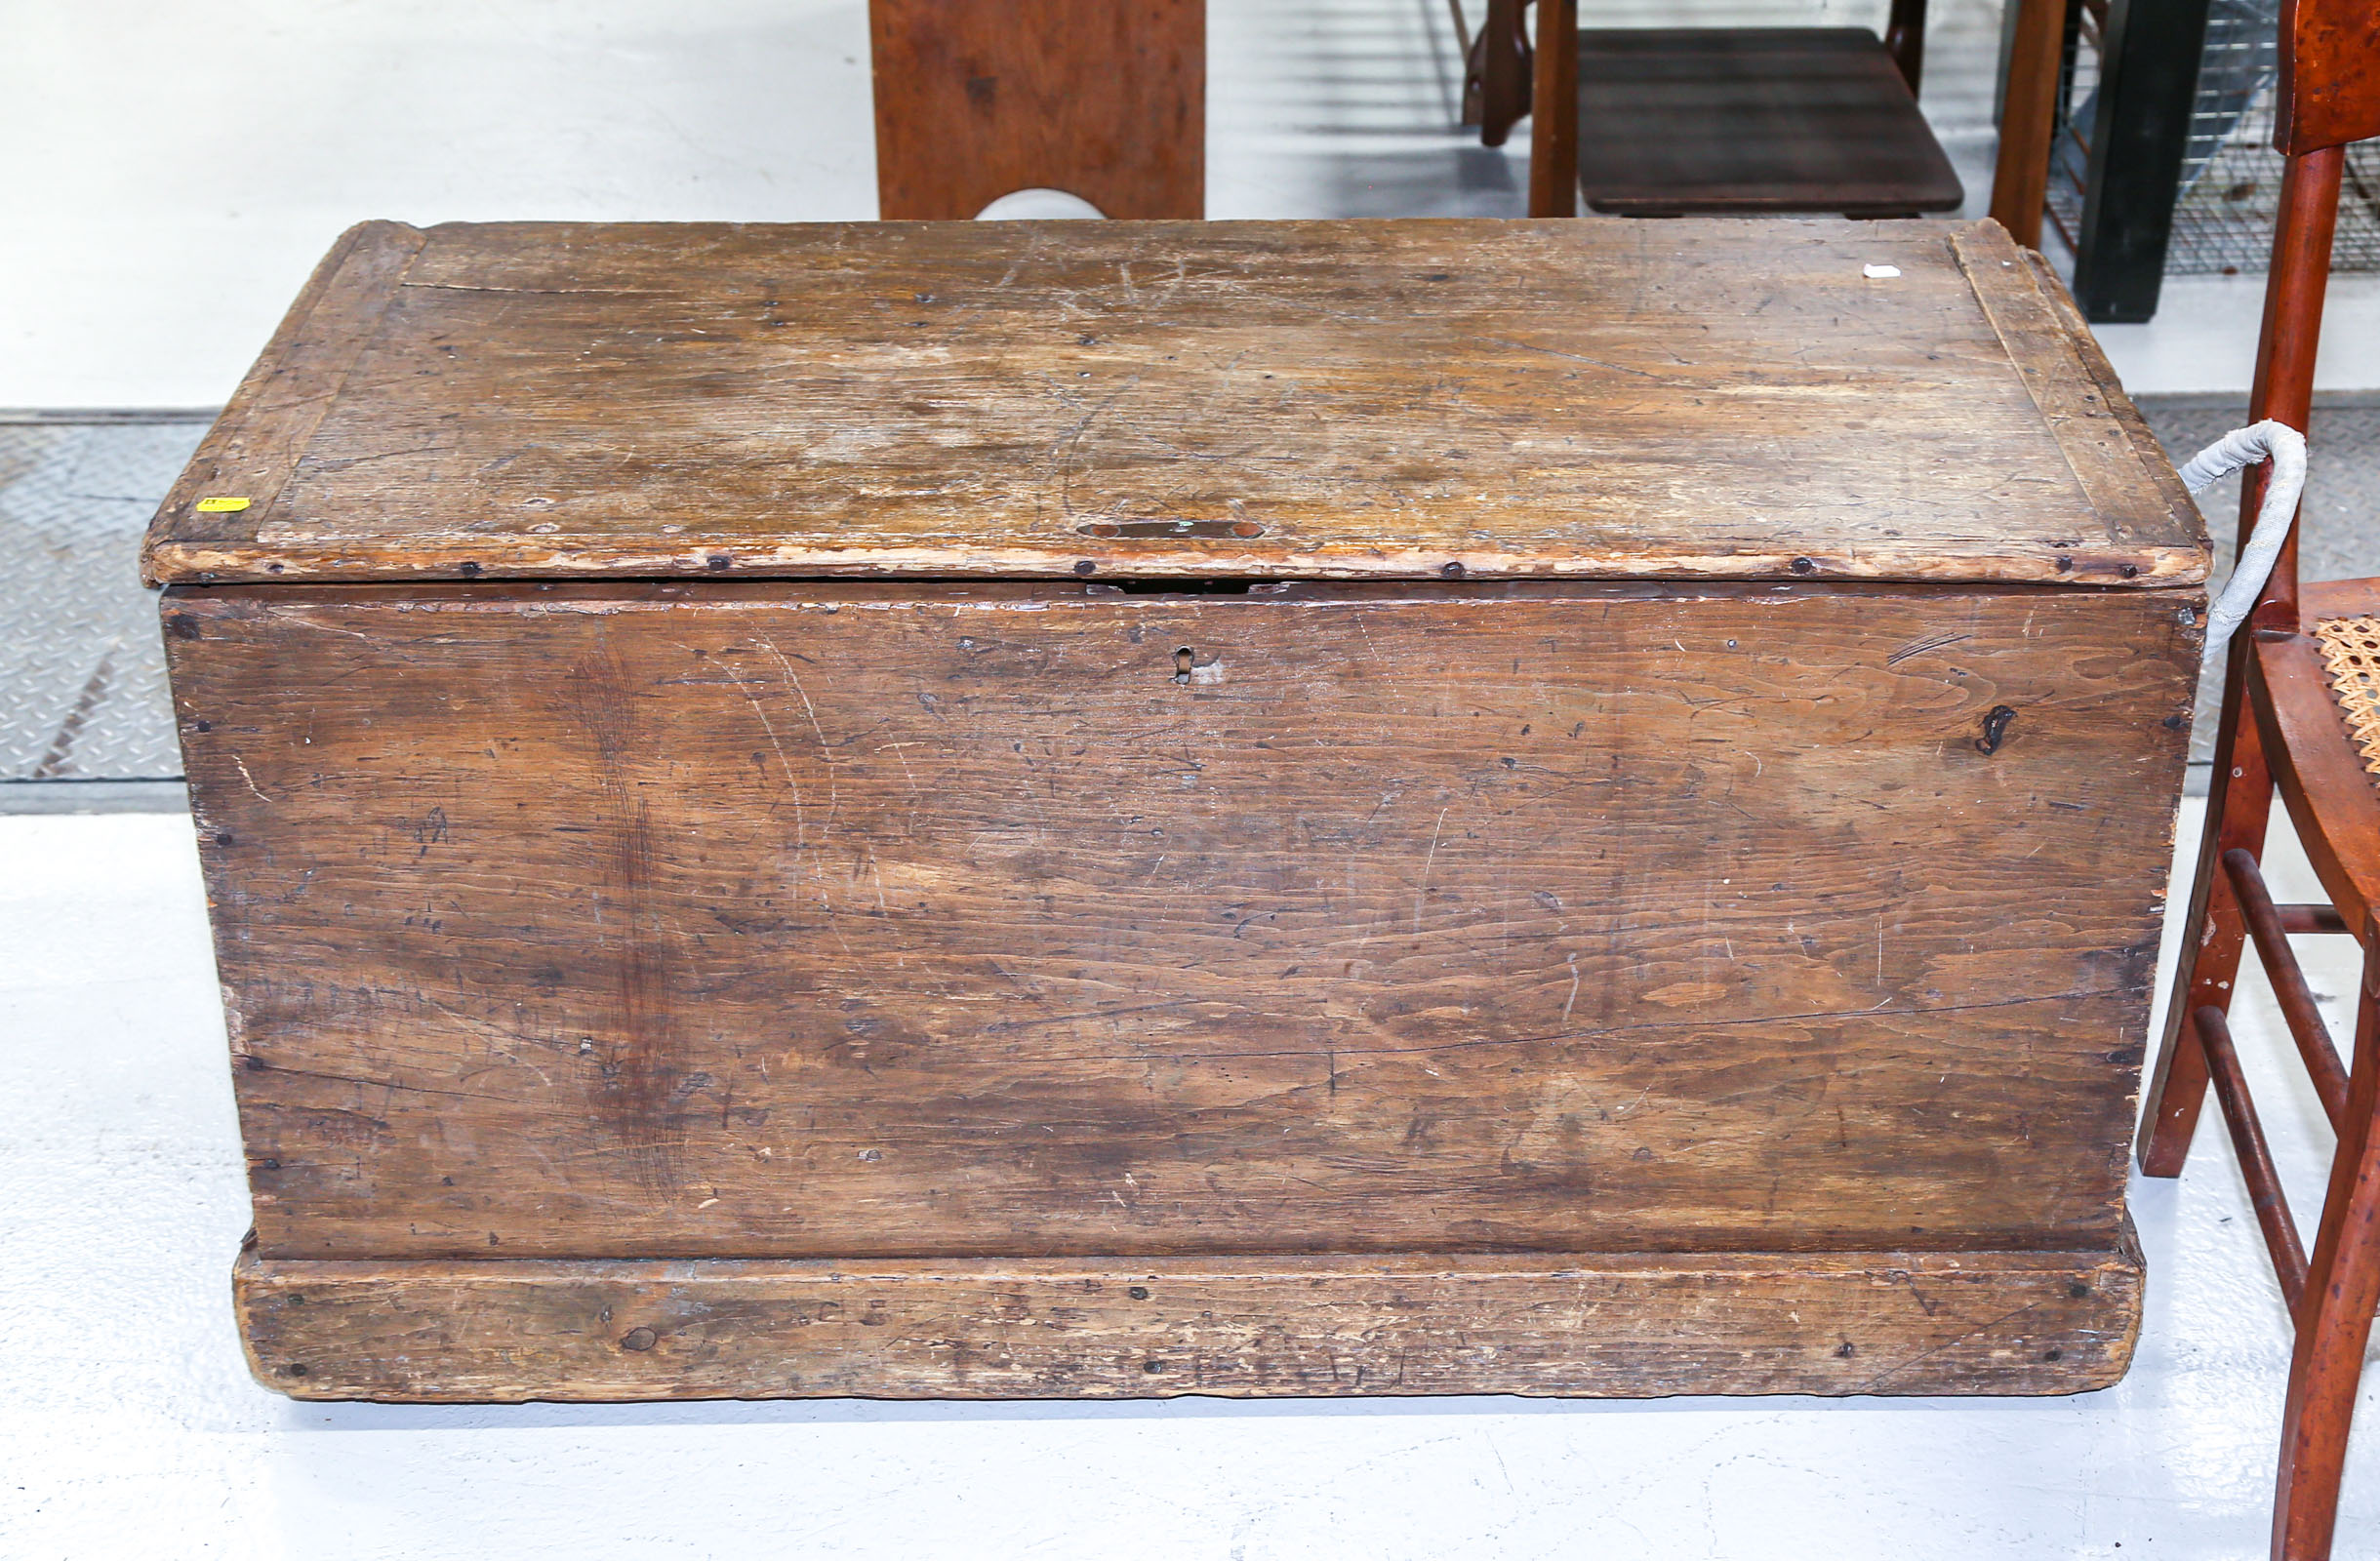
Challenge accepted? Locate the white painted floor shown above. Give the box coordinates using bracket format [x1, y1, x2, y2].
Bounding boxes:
[2, 798, 2374, 1560]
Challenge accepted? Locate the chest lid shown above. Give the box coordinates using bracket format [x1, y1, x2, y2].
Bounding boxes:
[144, 218, 2204, 589]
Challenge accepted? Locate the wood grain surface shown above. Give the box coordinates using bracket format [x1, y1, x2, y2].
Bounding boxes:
[870, 0, 1202, 220]
[2278, 0, 2380, 155]
[143, 219, 2205, 589]
[234, 1237, 2144, 1401]
[168, 579, 2196, 1264]
[1573, 29, 1963, 217]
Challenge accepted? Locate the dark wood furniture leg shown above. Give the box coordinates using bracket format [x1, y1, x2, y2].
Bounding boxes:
[1526, 0, 1577, 217]
[1989, 0, 2068, 248]
[1473, 0, 1533, 148]
[1883, 0, 1927, 93]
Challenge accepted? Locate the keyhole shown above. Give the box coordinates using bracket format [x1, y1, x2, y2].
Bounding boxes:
[1173, 647, 1194, 684]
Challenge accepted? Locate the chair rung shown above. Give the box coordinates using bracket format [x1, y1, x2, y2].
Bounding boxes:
[2273, 902, 2349, 935]
[2220, 850, 2353, 1129]
[2193, 1005, 2311, 1311]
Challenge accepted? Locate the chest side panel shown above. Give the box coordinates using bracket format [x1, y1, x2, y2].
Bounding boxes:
[168, 583, 2195, 1260]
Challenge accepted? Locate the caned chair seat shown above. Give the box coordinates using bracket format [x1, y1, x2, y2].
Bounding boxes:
[2296, 579, 2380, 794]
[2311, 607, 2380, 779]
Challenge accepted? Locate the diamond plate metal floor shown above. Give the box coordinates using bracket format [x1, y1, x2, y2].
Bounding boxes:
[0, 415, 208, 803]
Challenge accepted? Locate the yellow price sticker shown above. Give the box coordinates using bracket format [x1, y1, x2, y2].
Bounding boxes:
[195, 496, 252, 513]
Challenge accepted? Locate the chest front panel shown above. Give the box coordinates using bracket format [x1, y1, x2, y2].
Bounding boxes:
[170, 580, 2194, 1263]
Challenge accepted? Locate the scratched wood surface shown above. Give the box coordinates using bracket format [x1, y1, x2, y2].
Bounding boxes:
[142, 218, 2206, 589]
[167, 579, 2196, 1264]
[235, 1238, 2144, 1400]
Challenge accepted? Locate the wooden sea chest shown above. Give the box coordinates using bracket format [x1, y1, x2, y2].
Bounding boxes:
[146, 217, 2206, 1402]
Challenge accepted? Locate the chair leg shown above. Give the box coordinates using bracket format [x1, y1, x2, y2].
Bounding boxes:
[1473, 0, 1533, 147]
[1526, 0, 1578, 218]
[2142, 686, 2277, 1176]
[2270, 945, 2380, 1560]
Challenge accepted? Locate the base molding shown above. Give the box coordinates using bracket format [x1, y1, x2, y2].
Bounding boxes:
[235, 1234, 2143, 1402]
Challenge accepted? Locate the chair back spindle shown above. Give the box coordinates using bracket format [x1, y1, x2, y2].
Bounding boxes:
[2249, 0, 2380, 633]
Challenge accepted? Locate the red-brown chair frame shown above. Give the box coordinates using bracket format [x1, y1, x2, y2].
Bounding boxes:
[2137, 5, 2380, 1557]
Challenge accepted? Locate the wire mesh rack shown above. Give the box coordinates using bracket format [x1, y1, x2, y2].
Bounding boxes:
[2041, 0, 2107, 263]
[2167, 0, 2380, 274]
[2046, 0, 2380, 276]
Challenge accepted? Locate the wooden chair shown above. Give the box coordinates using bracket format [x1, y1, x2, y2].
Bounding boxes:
[2136, 4, 2380, 1556]
[1509, 0, 1961, 218]
[869, 0, 1203, 220]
